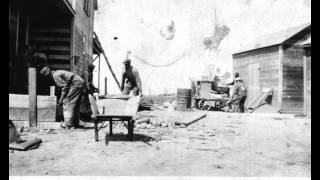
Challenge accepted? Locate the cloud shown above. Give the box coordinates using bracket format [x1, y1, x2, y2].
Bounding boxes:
[160, 20, 176, 40]
[203, 24, 230, 51]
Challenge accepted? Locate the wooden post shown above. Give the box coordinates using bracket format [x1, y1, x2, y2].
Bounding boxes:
[94, 118, 99, 141]
[278, 45, 283, 112]
[50, 86, 55, 96]
[28, 68, 37, 127]
[25, 15, 30, 45]
[15, 11, 20, 56]
[105, 77, 108, 95]
[109, 120, 113, 135]
[101, 50, 121, 90]
[303, 53, 307, 116]
[98, 55, 101, 94]
[70, 18, 75, 72]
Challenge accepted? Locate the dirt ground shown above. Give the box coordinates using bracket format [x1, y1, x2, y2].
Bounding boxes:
[9, 110, 311, 176]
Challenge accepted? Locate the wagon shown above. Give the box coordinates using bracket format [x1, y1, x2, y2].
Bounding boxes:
[192, 80, 230, 111]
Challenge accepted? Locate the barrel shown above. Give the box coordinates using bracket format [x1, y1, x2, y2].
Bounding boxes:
[176, 88, 192, 111]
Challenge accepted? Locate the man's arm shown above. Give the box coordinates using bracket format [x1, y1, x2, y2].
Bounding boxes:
[83, 71, 90, 90]
[120, 72, 126, 92]
[53, 73, 68, 104]
[229, 85, 237, 100]
[134, 70, 142, 95]
[227, 80, 235, 86]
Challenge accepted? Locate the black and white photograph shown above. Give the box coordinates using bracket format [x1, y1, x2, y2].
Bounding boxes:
[9, 0, 311, 179]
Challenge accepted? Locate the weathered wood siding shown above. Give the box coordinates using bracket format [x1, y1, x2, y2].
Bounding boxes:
[281, 46, 304, 113]
[233, 45, 280, 110]
[305, 47, 311, 116]
[71, 0, 95, 76]
[31, 28, 71, 71]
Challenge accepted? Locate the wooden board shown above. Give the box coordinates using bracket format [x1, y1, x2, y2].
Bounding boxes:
[29, 68, 37, 127]
[9, 94, 57, 122]
[11, 121, 61, 129]
[96, 95, 141, 116]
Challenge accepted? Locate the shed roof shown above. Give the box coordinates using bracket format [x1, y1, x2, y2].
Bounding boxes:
[234, 22, 311, 55]
[297, 35, 311, 46]
[93, 32, 103, 54]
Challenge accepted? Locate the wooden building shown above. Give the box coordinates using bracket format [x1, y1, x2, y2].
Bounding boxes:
[9, 0, 99, 95]
[9, 0, 102, 126]
[233, 23, 311, 115]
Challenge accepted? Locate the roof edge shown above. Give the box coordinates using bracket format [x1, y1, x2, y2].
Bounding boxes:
[233, 22, 311, 55]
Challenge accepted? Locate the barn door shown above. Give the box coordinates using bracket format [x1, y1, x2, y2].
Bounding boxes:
[247, 64, 260, 106]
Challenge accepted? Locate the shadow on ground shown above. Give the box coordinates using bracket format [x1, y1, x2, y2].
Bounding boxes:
[103, 133, 155, 146]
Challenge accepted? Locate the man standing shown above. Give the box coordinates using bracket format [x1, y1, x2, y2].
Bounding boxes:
[226, 77, 247, 113]
[40, 67, 85, 129]
[120, 59, 142, 96]
[227, 72, 240, 86]
[83, 64, 98, 94]
[80, 63, 98, 121]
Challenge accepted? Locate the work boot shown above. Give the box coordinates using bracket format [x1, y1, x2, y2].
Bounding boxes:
[61, 122, 74, 130]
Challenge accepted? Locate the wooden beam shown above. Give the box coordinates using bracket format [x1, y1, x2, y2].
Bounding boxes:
[28, 68, 37, 127]
[303, 52, 307, 115]
[33, 28, 71, 34]
[98, 55, 101, 92]
[105, 77, 107, 95]
[93, 54, 99, 62]
[25, 15, 30, 45]
[50, 86, 55, 96]
[101, 49, 121, 91]
[9, 94, 57, 108]
[15, 11, 19, 56]
[48, 54, 70, 61]
[32, 37, 70, 43]
[46, 46, 70, 51]
[47, 63, 70, 71]
[70, 18, 75, 72]
[278, 45, 283, 112]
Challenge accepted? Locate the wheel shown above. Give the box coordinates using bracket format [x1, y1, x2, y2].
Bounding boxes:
[202, 101, 212, 111]
[197, 99, 205, 109]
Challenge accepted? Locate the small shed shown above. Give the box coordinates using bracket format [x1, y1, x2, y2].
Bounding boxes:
[233, 23, 311, 115]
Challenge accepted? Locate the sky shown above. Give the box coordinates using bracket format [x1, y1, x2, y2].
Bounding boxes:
[92, 0, 310, 95]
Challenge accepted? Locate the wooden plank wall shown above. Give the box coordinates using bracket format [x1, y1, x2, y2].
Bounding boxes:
[281, 46, 304, 113]
[72, 0, 95, 76]
[233, 45, 280, 109]
[9, 94, 57, 122]
[31, 28, 71, 71]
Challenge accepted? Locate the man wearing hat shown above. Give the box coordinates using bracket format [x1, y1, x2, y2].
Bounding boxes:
[40, 67, 85, 129]
[83, 63, 98, 94]
[226, 77, 247, 113]
[120, 59, 142, 96]
[227, 72, 240, 86]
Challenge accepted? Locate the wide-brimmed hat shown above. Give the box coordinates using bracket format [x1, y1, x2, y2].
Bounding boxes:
[235, 77, 242, 81]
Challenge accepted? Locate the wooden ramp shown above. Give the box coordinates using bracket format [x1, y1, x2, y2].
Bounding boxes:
[247, 88, 273, 113]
